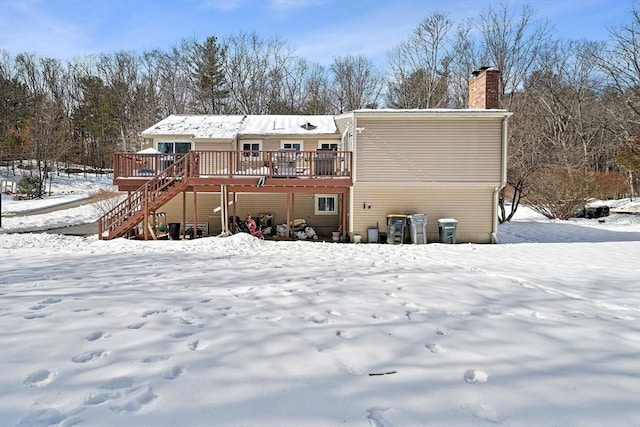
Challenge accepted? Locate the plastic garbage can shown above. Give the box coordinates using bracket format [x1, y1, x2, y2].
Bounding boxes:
[407, 214, 427, 244]
[438, 218, 458, 244]
[387, 214, 408, 244]
[367, 227, 379, 243]
[168, 223, 181, 240]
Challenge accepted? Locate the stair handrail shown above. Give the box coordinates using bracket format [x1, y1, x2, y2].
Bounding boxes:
[98, 152, 194, 239]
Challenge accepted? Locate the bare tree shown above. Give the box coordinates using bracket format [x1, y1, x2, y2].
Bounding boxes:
[595, 1, 640, 196]
[223, 32, 295, 114]
[387, 12, 452, 108]
[477, 1, 551, 108]
[448, 21, 481, 108]
[302, 63, 331, 114]
[330, 54, 383, 113]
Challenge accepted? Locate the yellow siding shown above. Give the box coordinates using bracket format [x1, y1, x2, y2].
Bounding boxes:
[355, 118, 502, 183]
[194, 140, 234, 150]
[351, 185, 495, 243]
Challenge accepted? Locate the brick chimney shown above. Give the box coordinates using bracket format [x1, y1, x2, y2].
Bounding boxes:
[468, 67, 500, 109]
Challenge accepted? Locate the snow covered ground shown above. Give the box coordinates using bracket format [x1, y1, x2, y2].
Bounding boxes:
[1, 173, 639, 426]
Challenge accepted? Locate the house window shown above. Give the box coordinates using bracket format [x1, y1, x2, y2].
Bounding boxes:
[281, 142, 302, 151]
[158, 142, 191, 154]
[315, 194, 337, 215]
[242, 142, 261, 157]
[318, 141, 339, 151]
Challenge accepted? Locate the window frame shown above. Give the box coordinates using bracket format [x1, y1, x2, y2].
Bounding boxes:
[242, 140, 262, 157]
[315, 194, 338, 215]
[281, 140, 303, 151]
[318, 140, 339, 151]
[157, 141, 192, 154]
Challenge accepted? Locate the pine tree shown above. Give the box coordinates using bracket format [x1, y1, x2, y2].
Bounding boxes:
[192, 36, 229, 114]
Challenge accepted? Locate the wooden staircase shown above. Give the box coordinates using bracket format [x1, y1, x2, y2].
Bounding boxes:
[98, 152, 196, 240]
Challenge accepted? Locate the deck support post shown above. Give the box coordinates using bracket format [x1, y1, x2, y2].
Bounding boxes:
[181, 191, 186, 239]
[143, 186, 149, 240]
[193, 187, 198, 238]
[341, 192, 347, 238]
[219, 185, 227, 235]
[286, 193, 291, 239]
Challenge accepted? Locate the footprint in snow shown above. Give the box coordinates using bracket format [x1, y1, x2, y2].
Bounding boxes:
[169, 331, 193, 339]
[188, 340, 207, 351]
[255, 315, 282, 322]
[366, 407, 418, 427]
[163, 365, 187, 380]
[84, 390, 122, 405]
[24, 312, 47, 320]
[72, 350, 108, 363]
[24, 369, 57, 388]
[336, 329, 356, 339]
[464, 369, 488, 384]
[14, 408, 67, 427]
[425, 343, 446, 354]
[142, 355, 171, 363]
[109, 384, 157, 415]
[84, 331, 107, 341]
[85, 376, 136, 406]
[142, 309, 166, 318]
[127, 321, 146, 329]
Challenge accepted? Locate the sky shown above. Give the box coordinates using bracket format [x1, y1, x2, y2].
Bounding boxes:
[0, 0, 634, 68]
[1, 169, 640, 426]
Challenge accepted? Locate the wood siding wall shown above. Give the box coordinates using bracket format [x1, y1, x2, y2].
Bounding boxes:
[355, 118, 503, 184]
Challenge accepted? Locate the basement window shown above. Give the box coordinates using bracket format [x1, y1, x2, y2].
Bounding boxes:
[315, 194, 337, 215]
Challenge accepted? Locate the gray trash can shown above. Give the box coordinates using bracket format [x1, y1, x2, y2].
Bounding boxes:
[387, 214, 408, 244]
[438, 218, 458, 244]
[407, 214, 427, 244]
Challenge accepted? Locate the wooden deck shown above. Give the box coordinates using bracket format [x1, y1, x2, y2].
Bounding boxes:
[100, 150, 352, 240]
[113, 150, 352, 192]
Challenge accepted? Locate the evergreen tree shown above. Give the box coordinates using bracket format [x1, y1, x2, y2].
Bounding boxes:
[192, 36, 229, 114]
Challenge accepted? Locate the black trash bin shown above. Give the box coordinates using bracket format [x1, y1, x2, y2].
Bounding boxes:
[168, 223, 181, 240]
[438, 218, 458, 244]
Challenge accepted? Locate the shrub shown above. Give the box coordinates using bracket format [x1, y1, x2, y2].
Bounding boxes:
[16, 176, 43, 199]
[526, 168, 629, 219]
[591, 171, 629, 199]
[90, 189, 125, 216]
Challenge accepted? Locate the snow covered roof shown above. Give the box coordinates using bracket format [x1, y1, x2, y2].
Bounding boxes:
[140, 114, 339, 139]
[140, 115, 246, 140]
[239, 115, 338, 136]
